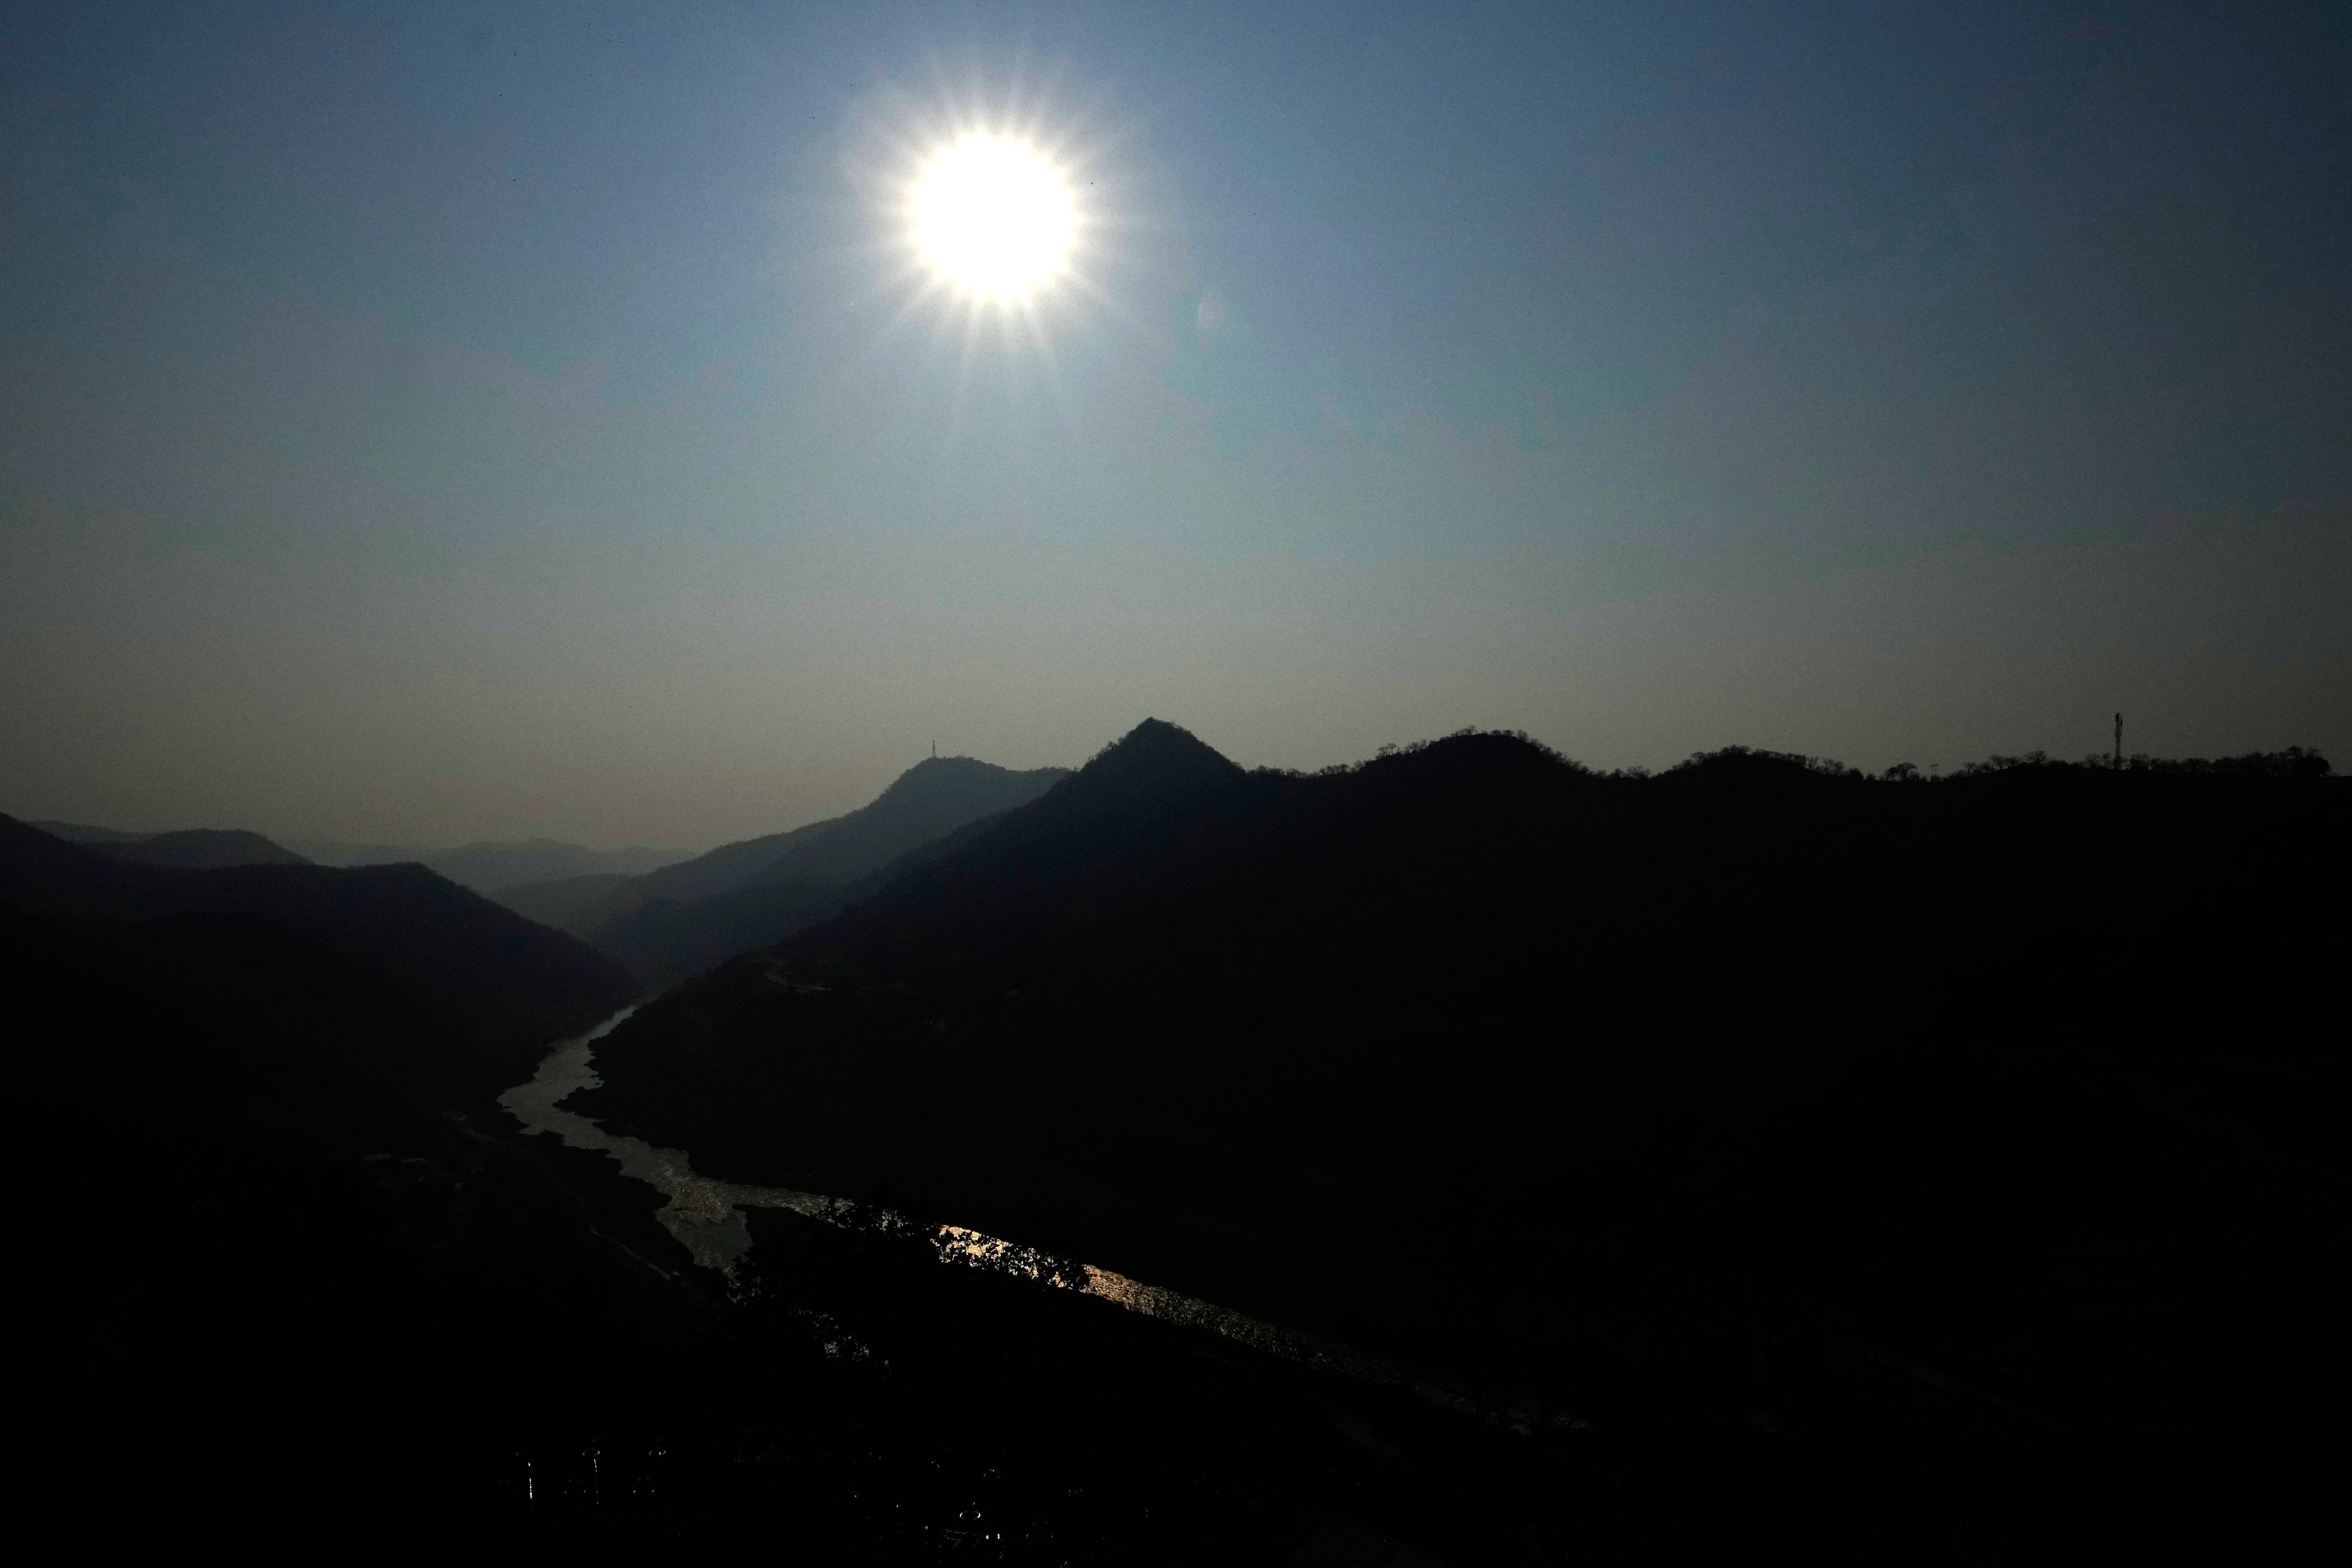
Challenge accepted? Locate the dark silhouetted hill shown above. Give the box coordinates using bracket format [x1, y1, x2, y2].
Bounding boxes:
[578, 721, 2346, 1491]
[0, 812, 636, 1109]
[570, 753, 1068, 989]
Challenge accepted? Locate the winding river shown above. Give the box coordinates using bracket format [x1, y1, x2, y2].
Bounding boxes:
[499, 1008, 831, 1270]
[499, 1009, 1563, 1425]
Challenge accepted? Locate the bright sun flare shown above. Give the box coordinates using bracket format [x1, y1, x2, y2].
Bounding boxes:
[908, 134, 1079, 305]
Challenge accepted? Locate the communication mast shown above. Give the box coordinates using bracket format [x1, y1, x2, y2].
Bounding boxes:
[2113, 713, 2122, 771]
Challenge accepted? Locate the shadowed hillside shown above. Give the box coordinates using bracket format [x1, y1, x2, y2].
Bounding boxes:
[558, 753, 1069, 990]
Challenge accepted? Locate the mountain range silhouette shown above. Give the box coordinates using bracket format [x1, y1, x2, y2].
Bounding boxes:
[579, 718, 2345, 1453]
[7, 722, 2341, 1558]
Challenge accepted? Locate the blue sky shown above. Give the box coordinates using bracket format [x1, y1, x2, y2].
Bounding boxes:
[4, 1, 2345, 845]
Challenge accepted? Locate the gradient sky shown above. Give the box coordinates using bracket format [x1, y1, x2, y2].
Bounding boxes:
[4, 1, 2345, 848]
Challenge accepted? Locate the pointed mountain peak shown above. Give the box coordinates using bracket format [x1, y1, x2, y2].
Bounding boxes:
[1072, 720, 1242, 791]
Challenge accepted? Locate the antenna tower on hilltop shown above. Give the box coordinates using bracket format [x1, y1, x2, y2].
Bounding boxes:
[2113, 712, 2123, 771]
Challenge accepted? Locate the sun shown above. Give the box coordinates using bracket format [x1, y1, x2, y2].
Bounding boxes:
[907, 133, 1079, 305]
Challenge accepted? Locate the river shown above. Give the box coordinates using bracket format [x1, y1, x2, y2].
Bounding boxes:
[499, 1009, 1572, 1427]
[498, 1008, 834, 1270]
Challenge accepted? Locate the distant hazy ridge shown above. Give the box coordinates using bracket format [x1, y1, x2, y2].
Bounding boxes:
[34, 819, 689, 893]
[538, 754, 1069, 990]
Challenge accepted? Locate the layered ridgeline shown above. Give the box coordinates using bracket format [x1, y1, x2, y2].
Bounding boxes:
[522, 753, 1068, 990]
[38, 819, 689, 895]
[32, 820, 312, 869]
[579, 720, 2345, 1447]
[2, 812, 636, 1120]
[290, 836, 688, 894]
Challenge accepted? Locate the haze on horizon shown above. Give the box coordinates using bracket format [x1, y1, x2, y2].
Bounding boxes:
[4, 1, 2345, 850]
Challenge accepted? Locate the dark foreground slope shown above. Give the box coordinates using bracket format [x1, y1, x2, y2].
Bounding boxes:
[557, 753, 1068, 990]
[4, 817, 668, 1558]
[6, 900, 723, 1561]
[580, 720, 2347, 1548]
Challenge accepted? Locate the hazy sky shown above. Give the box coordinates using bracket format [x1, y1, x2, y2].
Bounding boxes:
[4, 1, 2345, 847]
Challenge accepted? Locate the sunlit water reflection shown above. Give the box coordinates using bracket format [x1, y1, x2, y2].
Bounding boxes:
[499, 1008, 833, 1268]
[501, 1011, 1567, 1427]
